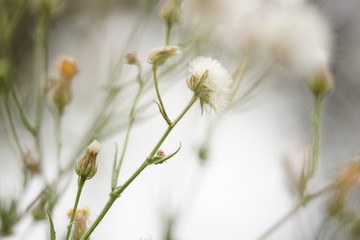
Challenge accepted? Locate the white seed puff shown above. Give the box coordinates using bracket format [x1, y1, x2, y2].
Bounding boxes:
[188, 56, 233, 113]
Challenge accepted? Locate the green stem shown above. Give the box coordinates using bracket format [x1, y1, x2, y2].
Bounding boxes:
[55, 113, 62, 173]
[11, 88, 37, 136]
[152, 66, 171, 125]
[164, 20, 172, 45]
[80, 95, 198, 240]
[112, 74, 145, 190]
[65, 177, 86, 240]
[2, 96, 24, 156]
[308, 95, 323, 178]
[257, 183, 337, 240]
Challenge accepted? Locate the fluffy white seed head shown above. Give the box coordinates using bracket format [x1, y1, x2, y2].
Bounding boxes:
[188, 57, 233, 113]
[139, 233, 152, 240]
[236, 3, 332, 77]
[88, 140, 101, 154]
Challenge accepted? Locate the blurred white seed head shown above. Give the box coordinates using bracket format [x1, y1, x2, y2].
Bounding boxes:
[139, 233, 152, 240]
[187, 57, 233, 113]
[236, 3, 332, 77]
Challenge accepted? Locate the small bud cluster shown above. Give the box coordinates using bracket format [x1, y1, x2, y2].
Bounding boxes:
[75, 140, 100, 180]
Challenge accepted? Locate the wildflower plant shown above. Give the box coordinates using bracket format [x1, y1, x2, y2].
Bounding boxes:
[0, 0, 359, 240]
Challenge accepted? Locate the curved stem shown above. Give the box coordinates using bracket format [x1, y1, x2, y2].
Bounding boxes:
[65, 177, 86, 240]
[80, 94, 198, 240]
[2, 96, 25, 156]
[152, 66, 171, 125]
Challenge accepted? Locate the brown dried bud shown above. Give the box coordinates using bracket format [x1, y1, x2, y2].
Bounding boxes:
[156, 150, 166, 157]
[125, 52, 140, 65]
[148, 45, 180, 67]
[75, 140, 100, 180]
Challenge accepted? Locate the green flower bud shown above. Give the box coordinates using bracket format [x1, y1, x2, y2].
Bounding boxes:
[75, 140, 100, 180]
[160, 0, 183, 24]
[307, 64, 334, 97]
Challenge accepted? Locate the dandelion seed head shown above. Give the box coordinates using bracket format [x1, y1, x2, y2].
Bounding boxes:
[188, 57, 233, 113]
[237, 3, 332, 77]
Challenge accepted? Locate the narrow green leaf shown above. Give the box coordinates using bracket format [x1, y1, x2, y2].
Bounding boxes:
[47, 211, 56, 240]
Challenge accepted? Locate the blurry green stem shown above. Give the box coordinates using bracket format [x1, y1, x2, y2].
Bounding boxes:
[80, 94, 198, 240]
[165, 20, 172, 45]
[34, 9, 50, 162]
[257, 183, 337, 240]
[308, 95, 323, 178]
[65, 177, 86, 240]
[153, 66, 171, 125]
[229, 59, 249, 102]
[54, 113, 62, 173]
[112, 66, 144, 190]
[11, 89, 36, 136]
[2, 96, 24, 156]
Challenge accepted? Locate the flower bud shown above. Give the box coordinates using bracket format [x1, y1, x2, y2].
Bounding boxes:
[52, 56, 78, 113]
[307, 64, 334, 97]
[160, 0, 182, 24]
[125, 52, 140, 65]
[148, 45, 180, 67]
[75, 140, 100, 180]
[67, 208, 89, 240]
[58, 57, 78, 79]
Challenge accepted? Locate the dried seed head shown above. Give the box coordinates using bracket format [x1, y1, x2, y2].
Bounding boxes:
[187, 56, 233, 113]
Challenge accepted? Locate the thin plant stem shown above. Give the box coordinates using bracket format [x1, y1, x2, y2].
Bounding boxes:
[229, 59, 249, 102]
[112, 71, 145, 190]
[257, 183, 337, 240]
[165, 20, 172, 45]
[308, 95, 323, 178]
[65, 177, 86, 240]
[80, 94, 198, 240]
[11, 88, 36, 136]
[2, 96, 25, 156]
[152, 66, 171, 125]
[54, 113, 62, 173]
